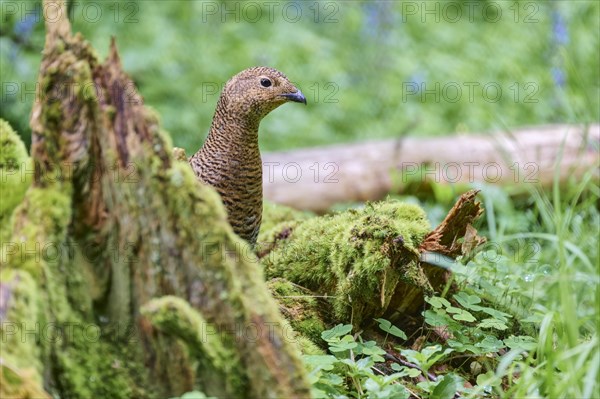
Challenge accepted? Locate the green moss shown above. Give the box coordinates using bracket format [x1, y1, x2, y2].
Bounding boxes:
[3, 182, 136, 397]
[267, 278, 328, 345]
[257, 202, 315, 256]
[141, 296, 233, 372]
[2, 160, 138, 397]
[172, 147, 188, 162]
[0, 365, 50, 399]
[0, 119, 32, 240]
[53, 336, 134, 399]
[166, 159, 228, 222]
[5, 187, 72, 279]
[0, 269, 45, 393]
[262, 200, 431, 326]
[260, 202, 314, 234]
[296, 335, 325, 355]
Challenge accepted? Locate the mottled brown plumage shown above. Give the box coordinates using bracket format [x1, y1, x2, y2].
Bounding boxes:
[190, 67, 306, 246]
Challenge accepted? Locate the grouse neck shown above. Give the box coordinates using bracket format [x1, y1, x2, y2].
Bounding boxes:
[200, 100, 262, 171]
[207, 116, 259, 144]
[209, 96, 261, 142]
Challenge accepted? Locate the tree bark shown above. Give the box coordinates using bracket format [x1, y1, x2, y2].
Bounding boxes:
[0, 1, 310, 398]
[263, 124, 600, 212]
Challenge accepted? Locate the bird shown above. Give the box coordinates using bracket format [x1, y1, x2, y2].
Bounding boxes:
[189, 66, 306, 247]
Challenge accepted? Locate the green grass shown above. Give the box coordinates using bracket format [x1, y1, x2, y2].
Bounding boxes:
[467, 176, 598, 397]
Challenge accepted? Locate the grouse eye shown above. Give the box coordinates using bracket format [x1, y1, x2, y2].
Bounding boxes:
[260, 78, 272, 88]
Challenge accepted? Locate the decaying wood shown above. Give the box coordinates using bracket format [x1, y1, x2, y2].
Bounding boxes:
[418, 189, 486, 294]
[382, 190, 485, 329]
[259, 191, 486, 333]
[421, 190, 486, 258]
[0, 1, 310, 398]
[263, 124, 600, 212]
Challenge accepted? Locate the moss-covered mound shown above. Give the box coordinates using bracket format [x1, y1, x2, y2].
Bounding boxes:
[261, 201, 431, 327]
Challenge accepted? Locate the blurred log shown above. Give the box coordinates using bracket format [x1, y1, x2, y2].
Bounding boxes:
[263, 124, 599, 211]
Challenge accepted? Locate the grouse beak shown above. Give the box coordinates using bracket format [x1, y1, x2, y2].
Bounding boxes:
[280, 90, 307, 105]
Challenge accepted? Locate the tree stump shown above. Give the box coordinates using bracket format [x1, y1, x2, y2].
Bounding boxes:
[0, 1, 310, 397]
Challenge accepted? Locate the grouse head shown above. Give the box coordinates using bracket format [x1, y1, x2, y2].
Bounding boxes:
[219, 66, 306, 123]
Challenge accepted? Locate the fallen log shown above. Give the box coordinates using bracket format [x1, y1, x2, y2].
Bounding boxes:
[263, 124, 600, 212]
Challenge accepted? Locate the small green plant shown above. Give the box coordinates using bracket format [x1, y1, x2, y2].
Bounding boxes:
[375, 318, 408, 343]
[305, 323, 411, 398]
[305, 319, 497, 399]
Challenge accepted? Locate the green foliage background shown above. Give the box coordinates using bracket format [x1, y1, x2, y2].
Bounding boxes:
[1, 0, 599, 153]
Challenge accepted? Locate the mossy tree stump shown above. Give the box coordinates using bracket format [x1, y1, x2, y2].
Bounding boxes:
[258, 192, 485, 337]
[0, 1, 310, 398]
